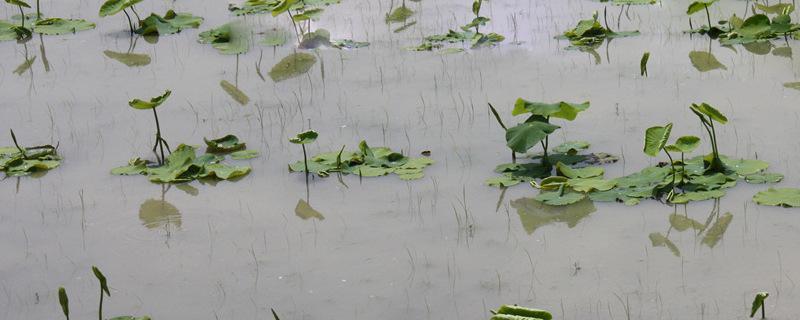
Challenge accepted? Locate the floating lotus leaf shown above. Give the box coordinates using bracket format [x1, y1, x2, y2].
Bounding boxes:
[135, 10, 203, 36]
[204, 135, 246, 153]
[198, 22, 250, 55]
[671, 190, 725, 204]
[744, 172, 783, 184]
[33, 18, 95, 35]
[534, 190, 586, 206]
[553, 141, 590, 154]
[556, 162, 604, 179]
[753, 188, 800, 207]
[230, 150, 259, 160]
[567, 178, 615, 193]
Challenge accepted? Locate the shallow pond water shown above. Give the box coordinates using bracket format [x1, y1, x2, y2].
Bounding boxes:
[2, 0, 800, 319]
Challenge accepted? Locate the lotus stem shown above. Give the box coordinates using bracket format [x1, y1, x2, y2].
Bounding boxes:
[704, 5, 711, 28]
[762, 304, 765, 319]
[664, 149, 677, 200]
[35, 0, 40, 20]
[98, 287, 103, 320]
[286, 10, 301, 43]
[10, 129, 27, 159]
[302, 144, 309, 185]
[18, 5, 25, 28]
[511, 151, 516, 164]
[130, 5, 142, 23]
[152, 108, 166, 165]
[709, 120, 719, 158]
[122, 9, 134, 35]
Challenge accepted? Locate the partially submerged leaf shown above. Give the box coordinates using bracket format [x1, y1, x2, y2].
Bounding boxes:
[33, 18, 95, 35]
[198, 22, 250, 55]
[269, 52, 317, 82]
[295, 199, 324, 220]
[204, 135, 246, 153]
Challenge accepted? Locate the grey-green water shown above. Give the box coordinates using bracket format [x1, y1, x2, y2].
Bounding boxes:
[2, 0, 800, 319]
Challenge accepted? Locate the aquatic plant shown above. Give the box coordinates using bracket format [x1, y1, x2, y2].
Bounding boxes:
[289, 130, 318, 180]
[687, 5, 800, 46]
[753, 188, 800, 207]
[58, 267, 151, 320]
[409, 0, 504, 51]
[288, 137, 434, 181]
[490, 305, 552, 320]
[2, 0, 32, 40]
[750, 291, 768, 318]
[269, 52, 317, 82]
[198, 21, 250, 54]
[687, 0, 718, 32]
[135, 10, 203, 36]
[640, 52, 649, 76]
[112, 142, 255, 183]
[128, 90, 172, 165]
[1, 129, 61, 177]
[32, 18, 95, 35]
[558, 11, 639, 47]
[643, 123, 677, 200]
[688, 102, 726, 173]
[99, 0, 143, 34]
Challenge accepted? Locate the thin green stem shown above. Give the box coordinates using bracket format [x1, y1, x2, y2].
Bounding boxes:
[122, 9, 134, 35]
[10, 129, 27, 159]
[709, 120, 719, 158]
[36, 0, 40, 20]
[18, 5, 25, 28]
[302, 144, 309, 185]
[511, 151, 516, 164]
[152, 108, 165, 165]
[704, 5, 712, 28]
[98, 289, 103, 320]
[664, 149, 677, 199]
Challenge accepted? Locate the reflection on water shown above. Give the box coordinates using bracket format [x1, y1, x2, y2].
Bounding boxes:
[139, 186, 182, 231]
[511, 197, 595, 235]
[648, 199, 734, 257]
[295, 198, 324, 220]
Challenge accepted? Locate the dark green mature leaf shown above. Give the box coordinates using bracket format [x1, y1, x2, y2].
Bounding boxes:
[33, 18, 95, 35]
[198, 22, 250, 55]
[722, 157, 768, 175]
[99, 0, 143, 17]
[687, 0, 718, 15]
[690, 103, 728, 124]
[269, 52, 317, 82]
[735, 14, 772, 38]
[205, 135, 246, 153]
[753, 188, 800, 207]
[295, 199, 324, 220]
[512, 99, 590, 120]
[511, 197, 596, 234]
[135, 10, 203, 36]
[289, 130, 318, 144]
[103, 50, 151, 67]
[689, 51, 727, 72]
[505, 121, 560, 153]
[5, 0, 30, 8]
[114, 144, 251, 183]
[643, 123, 672, 156]
[129, 90, 171, 110]
[750, 292, 769, 318]
[92, 266, 110, 296]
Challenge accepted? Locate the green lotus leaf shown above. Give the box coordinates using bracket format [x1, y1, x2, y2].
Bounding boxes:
[735, 14, 772, 38]
[33, 18, 95, 35]
[553, 141, 590, 154]
[485, 175, 521, 187]
[268, 52, 317, 82]
[229, 0, 280, 16]
[534, 176, 568, 191]
[672, 136, 701, 153]
[649, 232, 680, 257]
[331, 39, 369, 49]
[512, 99, 590, 121]
[750, 292, 769, 318]
[203, 163, 251, 180]
[756, 3, 793, 14]
[128, 90, 171, 110]
[111, 157, 149, 175]
[505, 121, 560, 153]
[687, 0, 718, 15]
[744, 172, 783, 184]
[702, 212, 732, 247]
[556, 162, 604, 179]
[643, 123, 672, 157]
[91, 266, 110, 296]
[99, 0, 143, 17]
[230, 149, 260, 160]
[103, 50, 151, 67]
[135, 10, 203, 36]
[753, 188, 800, 207]
[204, 135, 246, 153]
[567, 178, 616, 193]
[5, 0, 30, 8]
[722, 157, 768, 175]
[260, 28, 289, 46]
[198, 22, 250, 55]
[0, 20, 20, 41]
[271, 0, 298, 16]
[670, 190, 725, 204]
[289, 130, 318, 144]
[534, 190, 586, 206]
[689, 51, 727, 72]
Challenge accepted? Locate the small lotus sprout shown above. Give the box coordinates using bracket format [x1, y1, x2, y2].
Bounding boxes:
[689, 102, 727, 173]
[128, 90, 172, 165]
[644, 123, 676, 200]
[750, 291, 768, 319]
[92, 266, 110, 320]
[99, 0, 143, 34]
[58, 287, 69, 320]
[289, 130, 318, 182]
[664, 135, 701, 185]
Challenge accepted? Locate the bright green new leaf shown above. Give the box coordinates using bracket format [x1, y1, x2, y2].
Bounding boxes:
[750, 292, 769, 318]
[99, 0, 143, 17]
[5, 0, 30, 8]
[753, 188, 800, 207]
[512, 99, 590, 120]
[643, 123, 673, 156]
[289, 130, 318, 144]
[687, 0, 718, 15]
[271, 0, 298, 16]
[505, 121, 560, 153]
[58, 287, 69, 318]
[92, 266, 110, 296]
[690, 103, 728, 124]
[128, 90, 171, 110]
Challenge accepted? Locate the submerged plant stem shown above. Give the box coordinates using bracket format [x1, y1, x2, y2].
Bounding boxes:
[122, 9, 134, 35]
[18, 5, 25, 28]
[36, 0, 40, 20]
